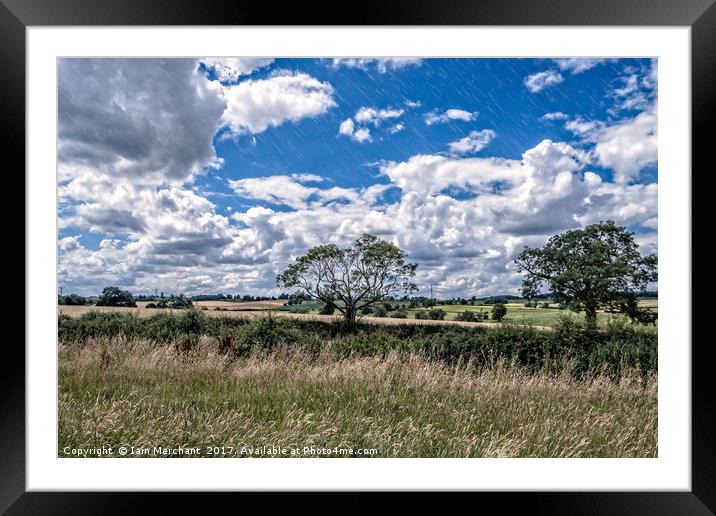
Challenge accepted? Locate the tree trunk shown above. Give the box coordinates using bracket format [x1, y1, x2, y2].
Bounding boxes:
[344, 304, 357, 324]
[584, 305, 598, 332]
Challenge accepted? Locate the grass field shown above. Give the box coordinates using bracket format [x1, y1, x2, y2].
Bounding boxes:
[62, 299, 657, 330]
[404, 302, 657, 327]
[277, 299, 657, 329]
[58, 304, 544, 329]
[59, 336, 657, 458]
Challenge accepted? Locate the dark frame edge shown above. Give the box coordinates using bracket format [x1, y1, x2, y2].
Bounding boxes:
[5, 0, 714, 513]
[691, 1, 716, 513]
[0, 0, 26, 514]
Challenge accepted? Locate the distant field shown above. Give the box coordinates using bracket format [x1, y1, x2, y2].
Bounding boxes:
[60, 298, 656, 330]
[395, 301, 658, 328]
[58, 305, 549, 330]
[69, 299, 286, 313]
[278, 299, 658, 328]
[194, 300, 287, 310]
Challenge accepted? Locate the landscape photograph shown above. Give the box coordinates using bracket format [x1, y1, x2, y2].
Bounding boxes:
[57, 57, 658, 458]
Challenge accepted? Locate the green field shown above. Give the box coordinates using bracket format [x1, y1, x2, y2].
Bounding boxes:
[275, 299, 658, 329]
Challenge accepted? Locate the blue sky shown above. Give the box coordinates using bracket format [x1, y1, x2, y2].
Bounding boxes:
[58, 57, 657, 297]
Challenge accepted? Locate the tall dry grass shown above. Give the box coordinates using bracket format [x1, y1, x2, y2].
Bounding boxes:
[59, 337, 657, 458]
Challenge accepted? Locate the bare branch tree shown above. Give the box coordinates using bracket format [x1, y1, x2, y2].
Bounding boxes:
[276, 234, 418, 323]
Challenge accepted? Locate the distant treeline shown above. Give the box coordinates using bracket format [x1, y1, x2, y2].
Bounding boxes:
[57, 294, 89, 306]
[60, 289, 658, 306]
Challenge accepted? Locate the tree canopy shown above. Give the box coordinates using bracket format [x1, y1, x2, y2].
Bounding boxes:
[58, 293, 87, 306]
[514, 221, 657, 327]
[96, 286, 136, 307]
[276, 234, 417, 323]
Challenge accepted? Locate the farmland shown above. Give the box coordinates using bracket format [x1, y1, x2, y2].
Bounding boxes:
[59, 304, 548, 330]
[59, 298, 658, 330]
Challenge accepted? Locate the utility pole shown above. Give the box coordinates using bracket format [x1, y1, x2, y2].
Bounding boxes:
[430, 284, 433, 300]
[58, 286, 63, 296]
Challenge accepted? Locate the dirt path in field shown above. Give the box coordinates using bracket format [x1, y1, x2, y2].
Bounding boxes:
[58, 305, 554, 331]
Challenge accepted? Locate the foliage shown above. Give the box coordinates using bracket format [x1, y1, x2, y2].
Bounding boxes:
[491, 304, 507, 321]
[319, 303, 336, 315]
[153, 294, 193, 309]
[58, 311, 657, 379]
[515, 221, 657, 328]
[428, 308, 447, 320]
[373, 306, 388, 317]
[96, 286, 136, 307]
[58, 293, 87, 306]
[456, 310, 488, 322]
[276, 234, 417, 323]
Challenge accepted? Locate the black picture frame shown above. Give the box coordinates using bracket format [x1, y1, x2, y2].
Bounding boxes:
[3, 0, 712, 512]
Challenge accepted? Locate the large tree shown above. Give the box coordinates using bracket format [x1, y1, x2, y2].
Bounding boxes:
[276, 234, 418, 323]
[514, 221, 657, 328]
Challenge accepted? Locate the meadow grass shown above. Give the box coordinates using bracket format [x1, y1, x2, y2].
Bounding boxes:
[272, 299, 657, 328]
[405, 302, 657, 327]
[59, 336, 657, 458]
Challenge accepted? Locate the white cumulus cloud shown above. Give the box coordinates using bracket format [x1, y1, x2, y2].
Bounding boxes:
[355, 107, 405, 126]
[524, 70, 564, 93]
[448, 129, 496, 155]
[200, 57, 274, 82]
[221, 72, 336, 135]
[553, 58, 610, 75]
[425, 108, 478, 125]
[331, 58, 423, 73]
[339, 105, 405, 143]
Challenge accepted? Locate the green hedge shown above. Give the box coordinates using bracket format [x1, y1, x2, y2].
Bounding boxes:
[58, 311, 656, 379]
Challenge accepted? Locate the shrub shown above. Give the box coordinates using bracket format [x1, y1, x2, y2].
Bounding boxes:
[492, 303, 507, 321]
[428, 308, 446, 320]
[154, 294, 193, 309]
[414, 310, 428, 320]
[390, 309, 408, 319]
[57, 312, 657, 379]
[146, 303, 156, 308]
[456, 310, 480, 322]
[541, 302, 551, 309]
[373, 306, 388, 317]
[319, 303, 336, 315]
[233, 316, 299, 355]
[58, 293, 87, 306]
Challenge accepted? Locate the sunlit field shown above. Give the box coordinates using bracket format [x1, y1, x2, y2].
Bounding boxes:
[60, 298, 657, 330]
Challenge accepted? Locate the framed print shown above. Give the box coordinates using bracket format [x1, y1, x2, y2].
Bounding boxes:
[4, 0, 713, 511]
